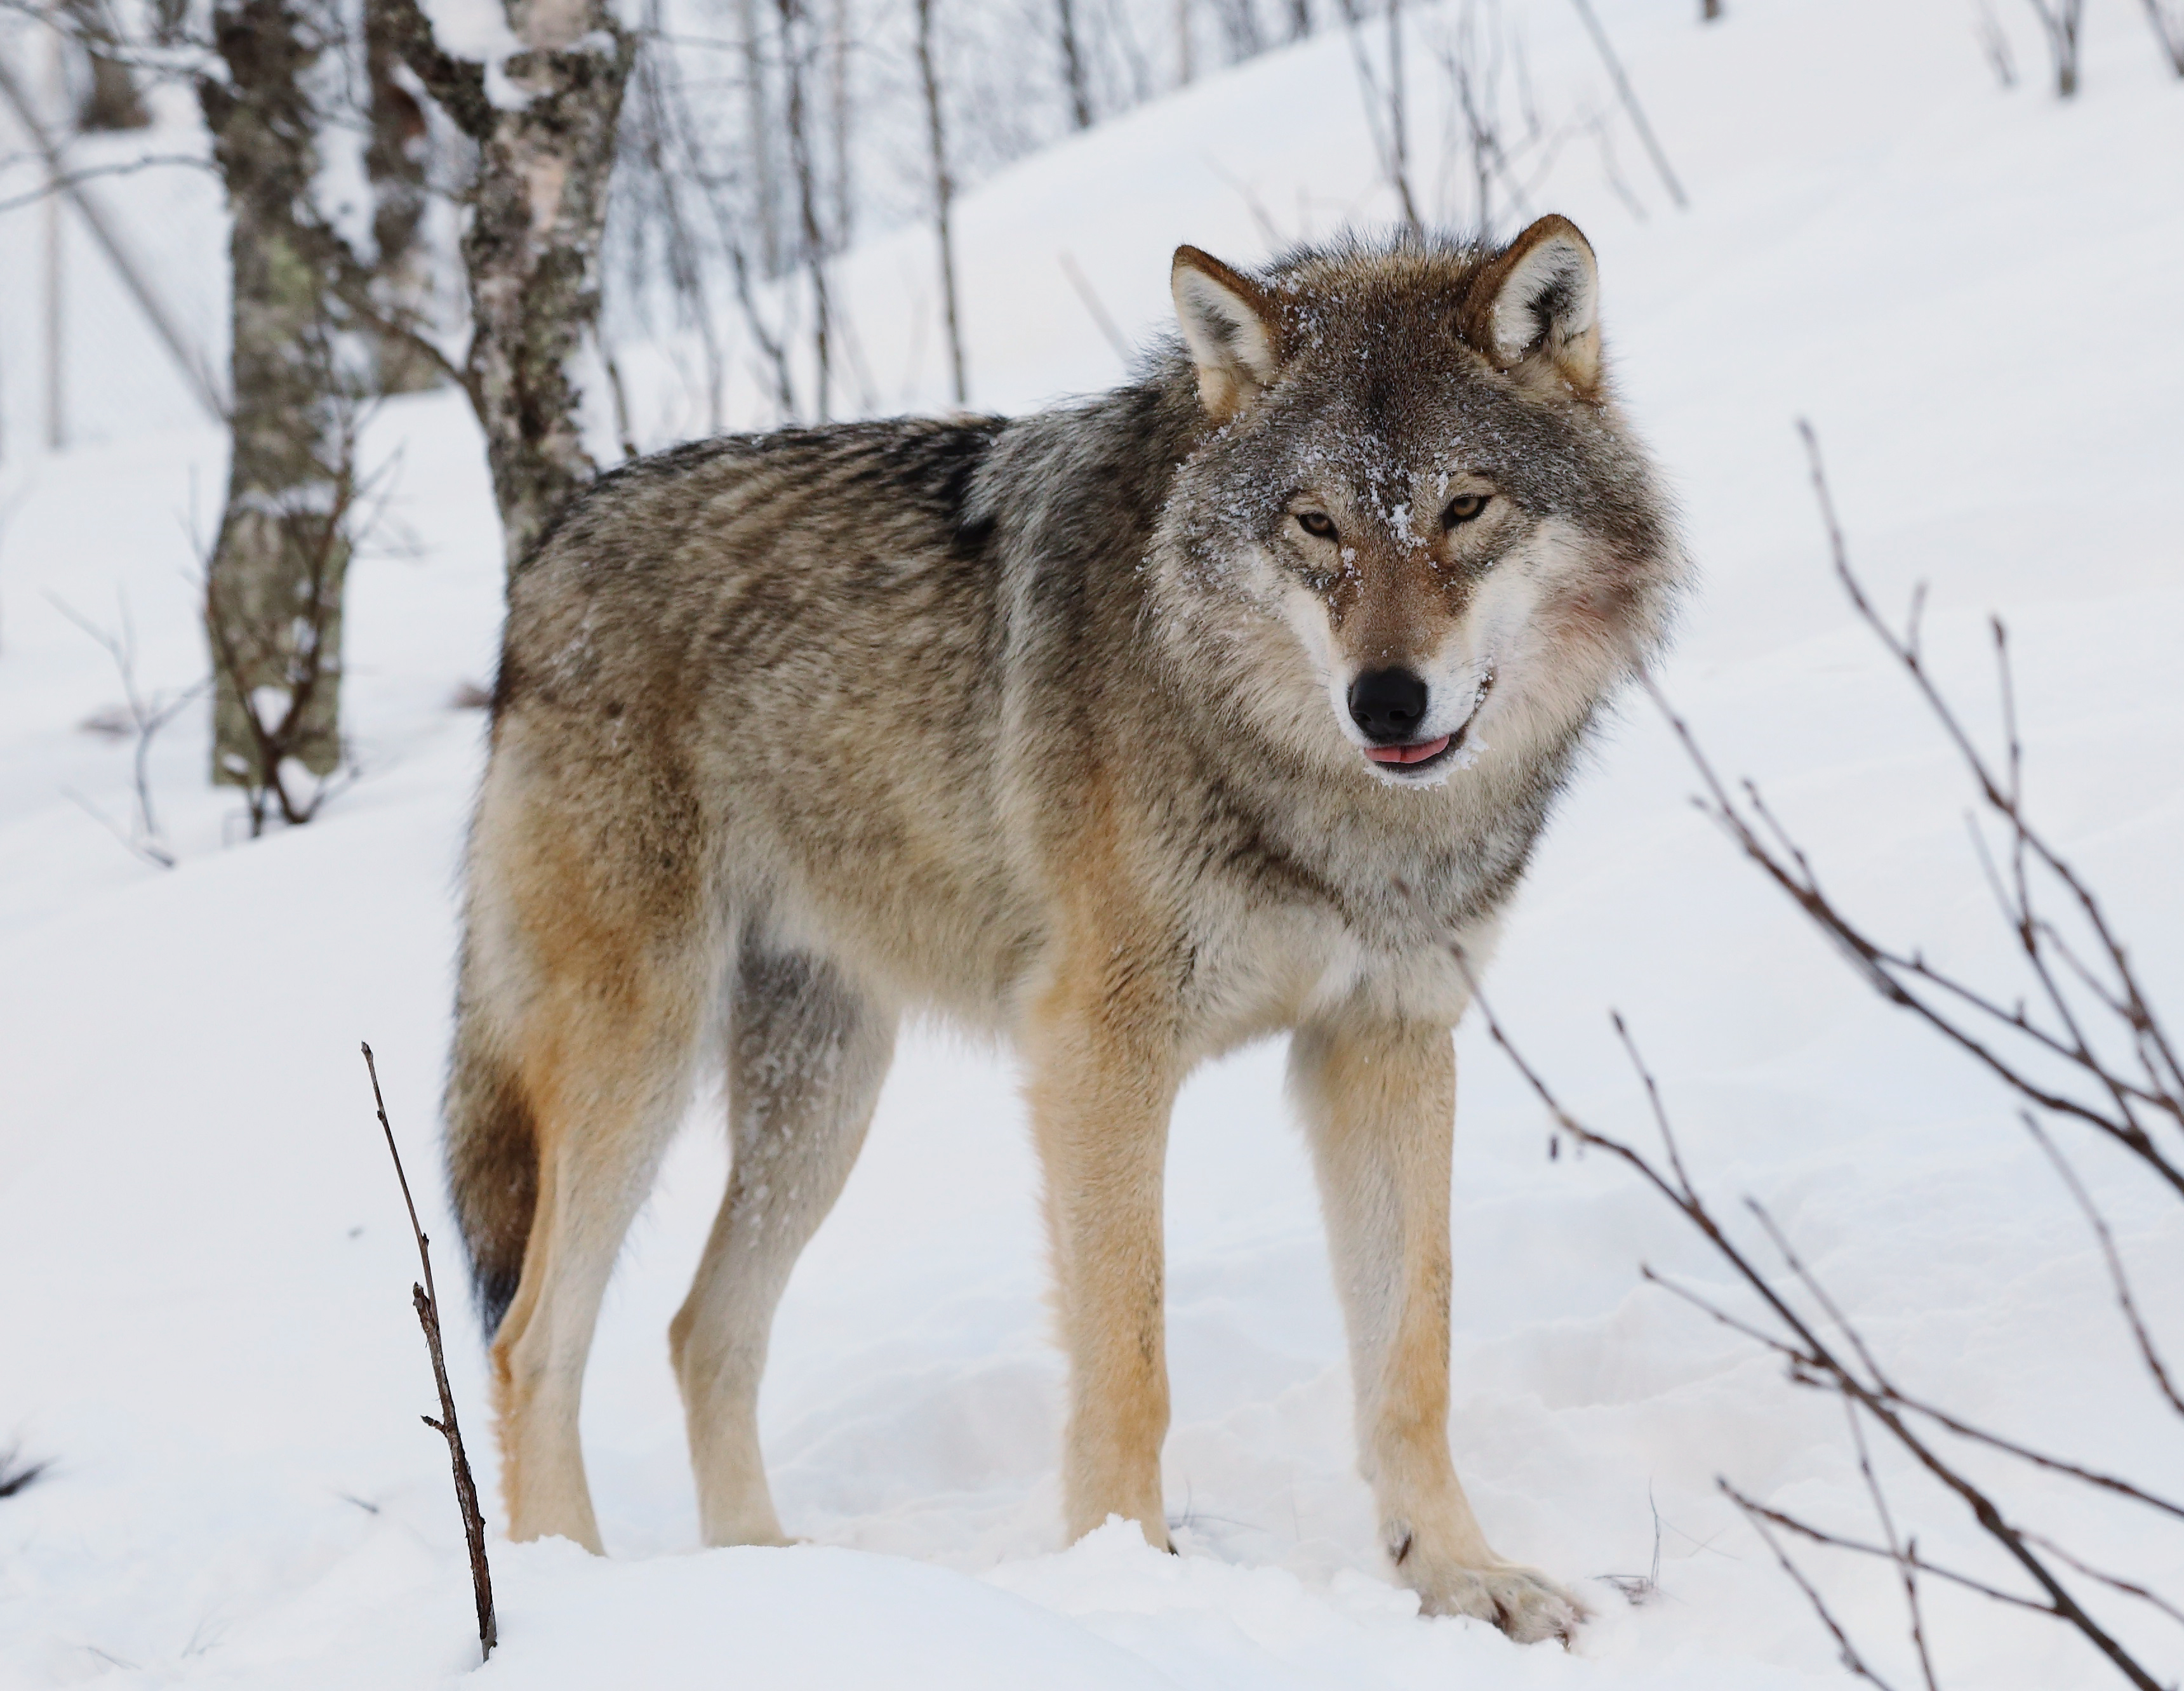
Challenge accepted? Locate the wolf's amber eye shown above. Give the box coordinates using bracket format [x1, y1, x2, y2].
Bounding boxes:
[1442, 493, 1489, 527]
[1296, 511, 1338, 540]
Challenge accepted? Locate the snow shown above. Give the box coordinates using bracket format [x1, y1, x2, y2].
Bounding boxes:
[4, 1, 2183, 1687]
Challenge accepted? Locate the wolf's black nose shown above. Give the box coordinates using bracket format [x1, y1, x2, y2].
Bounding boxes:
[1348, 668, 1428, 743]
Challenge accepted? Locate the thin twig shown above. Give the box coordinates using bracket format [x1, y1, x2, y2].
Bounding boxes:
[361, 1043, 496, 1661]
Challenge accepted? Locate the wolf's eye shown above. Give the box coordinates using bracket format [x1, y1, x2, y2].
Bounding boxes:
[1442, 493, 1490, 527]
[1296, 511, 1338, 540]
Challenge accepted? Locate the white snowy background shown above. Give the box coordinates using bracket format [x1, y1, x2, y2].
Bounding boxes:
[2, 1, 2181, 1686]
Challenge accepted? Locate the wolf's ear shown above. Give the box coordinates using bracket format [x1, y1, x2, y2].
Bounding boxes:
[1466, 215, 1601, 395]
[1172, 246, 1283, 420]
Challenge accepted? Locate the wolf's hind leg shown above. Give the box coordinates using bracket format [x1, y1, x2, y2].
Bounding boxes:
[455, 734, 721, 1554]
[670, 944, 896, 1546]
[1290, 1015, 1582, 1645]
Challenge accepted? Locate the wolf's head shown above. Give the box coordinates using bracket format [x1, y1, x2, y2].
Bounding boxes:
[1149, 220, 1684, 790]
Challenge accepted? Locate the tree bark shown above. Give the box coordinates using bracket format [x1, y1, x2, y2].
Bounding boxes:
[199, 0, 350, 789]
[466, 3, 633, 567]
[1058, 0, 1093, 127]
[380, 0, 635, 570]
[364, 0, 437, 393]
[63, 0, 150, 131]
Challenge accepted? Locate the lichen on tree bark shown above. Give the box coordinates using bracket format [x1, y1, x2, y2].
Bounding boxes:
[378, 0, 634, 572]
[199, 0, 354, 791]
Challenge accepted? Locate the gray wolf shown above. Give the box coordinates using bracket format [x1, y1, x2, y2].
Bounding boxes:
[445, 214, 1684, 1643]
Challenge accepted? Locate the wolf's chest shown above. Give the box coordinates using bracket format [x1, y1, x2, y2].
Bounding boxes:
[1181, 861, 1489, 1047]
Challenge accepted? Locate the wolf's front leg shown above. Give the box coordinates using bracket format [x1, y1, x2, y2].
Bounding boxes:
[1290, 1016, 1583, 1645]
[1024, 945, 1183, 1553]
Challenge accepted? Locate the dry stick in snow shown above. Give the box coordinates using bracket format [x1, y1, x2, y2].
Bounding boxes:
[361, 1043, 496, 1662]
[1565, 0, 1686, 208]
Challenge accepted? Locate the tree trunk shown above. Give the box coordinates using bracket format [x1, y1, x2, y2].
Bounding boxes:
[199, 0, 349, 794]
[913, 0, 965, 405]
[64, 0, 150, 131]
[364, 0, 437, 393]
[1058, 0, 1093, 127]
[738, 0, 780, 274]
[1701, 0, 1722, 20]
[779, 0, 831, 420]
[380, 0, 634, 569]
[829, 0, 853, 252]
[466, 5, 632, 567]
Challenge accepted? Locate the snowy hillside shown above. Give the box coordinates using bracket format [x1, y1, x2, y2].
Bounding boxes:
[3, 2, 2181, 1687]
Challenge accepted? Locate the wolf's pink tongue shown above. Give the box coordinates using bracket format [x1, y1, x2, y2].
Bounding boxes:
[1366, 734, 1451, 766]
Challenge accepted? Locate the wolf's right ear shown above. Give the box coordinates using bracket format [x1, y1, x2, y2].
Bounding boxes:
[1172, 247, 1283, 421]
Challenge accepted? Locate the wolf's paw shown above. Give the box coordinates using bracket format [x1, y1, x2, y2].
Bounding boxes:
[1413, 1560, 1585, 1645]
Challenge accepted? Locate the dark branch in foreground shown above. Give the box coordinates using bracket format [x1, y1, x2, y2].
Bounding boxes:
[361, 1043, 496, 1661]
[1446, 423, 2182, 1689]
[0, 1445, 50, 1498]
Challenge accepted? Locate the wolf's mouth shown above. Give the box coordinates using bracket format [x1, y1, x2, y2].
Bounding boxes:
[1362, 670, 1495, 779]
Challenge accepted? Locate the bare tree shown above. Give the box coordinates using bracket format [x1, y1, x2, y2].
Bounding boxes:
[913, 0, 966, 404]
[374, 0, 636, 570]
[201, 361, 368, 833]
[1461, 425, 2181, 1690]
[362, 0, 436, 394]
[1343, 0, 1420, 230]
[777, 0, 832, 418]
[1567, 0, 1686, 208]
[1213, 0, 1260, 62]
[1436, 0, 1551, 238]
[2025, 0, 2086, 95]
[52, 590, 205, 867]
[197, 0, 361, 798]
[2142, 0, 2184, 74]
[1976, 0, 2020, 90]
[1057, 0, 1093, 126]
[827, 0, 852, 248]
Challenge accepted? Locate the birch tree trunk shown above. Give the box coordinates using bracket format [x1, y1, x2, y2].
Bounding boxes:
[379, 0, 635, 570]
[466, 1, 633, 567]
[199, 0, 349, 791]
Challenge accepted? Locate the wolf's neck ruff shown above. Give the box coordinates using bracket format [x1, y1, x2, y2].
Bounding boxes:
[448, 219, 1687, 1647]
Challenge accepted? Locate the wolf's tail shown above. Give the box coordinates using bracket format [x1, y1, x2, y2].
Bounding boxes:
[444, 958, 540, 1339]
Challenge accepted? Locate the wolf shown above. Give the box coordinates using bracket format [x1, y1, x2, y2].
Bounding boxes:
[446, 214, 1684, 1643]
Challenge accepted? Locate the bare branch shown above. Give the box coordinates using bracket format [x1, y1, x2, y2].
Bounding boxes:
[360, 1044, 496, 1661]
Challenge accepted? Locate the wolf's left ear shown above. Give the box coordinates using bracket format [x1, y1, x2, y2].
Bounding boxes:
[1172, 246, 1283, 421]
[1467, 215, 1602, 396]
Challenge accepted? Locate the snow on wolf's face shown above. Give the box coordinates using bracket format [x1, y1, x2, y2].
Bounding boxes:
[1154, 226, 1685, 788]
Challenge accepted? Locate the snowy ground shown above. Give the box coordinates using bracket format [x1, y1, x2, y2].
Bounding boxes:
[3, 1, 2182, 1686]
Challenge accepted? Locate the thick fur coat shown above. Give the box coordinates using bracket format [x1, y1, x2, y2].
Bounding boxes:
[447, 215, 1686, 1642]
